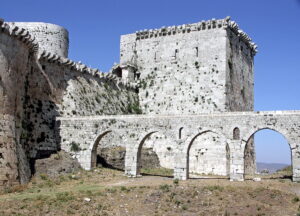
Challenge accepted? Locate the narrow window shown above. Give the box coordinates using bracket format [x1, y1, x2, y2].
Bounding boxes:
[179, 127, 183, 139]
[233, 127, 240, 140]
[195, 47, 198, 57]
[174, 49, 178, 59]
[136, 72, 140, 80]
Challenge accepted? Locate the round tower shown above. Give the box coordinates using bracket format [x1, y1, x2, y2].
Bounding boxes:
[8, 22, 69, 57]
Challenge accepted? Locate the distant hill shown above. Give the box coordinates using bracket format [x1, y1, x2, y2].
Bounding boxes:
[256, 162, 289, 174]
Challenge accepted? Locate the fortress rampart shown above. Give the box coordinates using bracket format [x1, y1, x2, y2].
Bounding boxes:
[0, 16, 298, 188]
[0, 18, 140, 187]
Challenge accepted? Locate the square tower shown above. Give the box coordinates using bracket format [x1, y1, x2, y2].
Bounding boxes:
[120, 17, 257, 115]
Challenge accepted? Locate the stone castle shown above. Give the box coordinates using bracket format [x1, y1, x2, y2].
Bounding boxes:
[1, 17, 300, 188]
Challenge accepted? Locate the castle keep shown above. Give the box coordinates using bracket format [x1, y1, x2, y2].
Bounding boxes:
[1, 17, 300, 188]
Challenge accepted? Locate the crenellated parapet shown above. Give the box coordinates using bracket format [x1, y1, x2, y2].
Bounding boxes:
[135, 17, 257, 54]
[39, 50, 138, 90]
[8, 22, 69, 58]
[227, 19, 258, 54]
[0, 19, 39, 54]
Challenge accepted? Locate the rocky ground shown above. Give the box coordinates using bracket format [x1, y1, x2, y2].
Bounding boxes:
[0, 167, 299, 216]
[34, 151, 81, 178]
[97, 147, 160, 170]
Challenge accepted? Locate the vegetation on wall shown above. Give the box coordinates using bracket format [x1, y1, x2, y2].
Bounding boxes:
[127, 102, 142, 114]
[70, 142, 81, 152]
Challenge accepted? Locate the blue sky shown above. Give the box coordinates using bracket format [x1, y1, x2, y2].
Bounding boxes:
[2, 0, 300, 164]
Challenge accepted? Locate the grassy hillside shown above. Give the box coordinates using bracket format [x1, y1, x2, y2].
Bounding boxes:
[0, 168, 299, 216]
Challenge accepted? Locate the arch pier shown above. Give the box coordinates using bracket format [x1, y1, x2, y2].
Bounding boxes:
[57, 111, 300, 182]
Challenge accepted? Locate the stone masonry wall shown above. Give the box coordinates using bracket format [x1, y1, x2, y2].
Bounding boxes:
[57, 110, 300, 181]
[119, 17, 257, 175]
[189, 131, 228, 176]
[120, 23, 228, 115]
[0, 17, 260, 186]
[225, 25, 256, 173]
[0, 20, 39, 186]
[225, 28, 254, 111]
[22, 54, 140, 161]
[120, 17, 256, 115]
[9, 22, 69, 58]
[0, 20, 140, 186]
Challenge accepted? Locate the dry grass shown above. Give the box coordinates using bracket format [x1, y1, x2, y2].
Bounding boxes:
[0, 168, 299, 216]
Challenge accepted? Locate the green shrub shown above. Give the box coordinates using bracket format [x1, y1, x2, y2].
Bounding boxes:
[106, 188, 117, 193]
[70, 142, 81, 152]
[173, 179, 179, 185]
[40, 173, 48, 180]
[293, 197, 300, 203]
[204, 185, 224, 192]
[127, 102, 142, 114]
[159, 184, 171, 193]
[120, 186, 130, 192]
[56, 192, 75, 202]
[174, 199, 181, 206]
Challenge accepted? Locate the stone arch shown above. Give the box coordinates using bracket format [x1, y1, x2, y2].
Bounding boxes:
[183, 130, 229, 179]
[243, 127, 292, 178]
[136, 131, 158, 176]
[242, 127, 294, 151]
[125, 130, 171, 177]
[90, 130, 112, 169]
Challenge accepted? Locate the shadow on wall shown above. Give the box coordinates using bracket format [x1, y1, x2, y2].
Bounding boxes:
[187, 131, 230, 179]
[91, 131, 161, 172]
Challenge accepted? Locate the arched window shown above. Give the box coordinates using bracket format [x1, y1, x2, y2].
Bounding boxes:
[233, 127, 240, 140]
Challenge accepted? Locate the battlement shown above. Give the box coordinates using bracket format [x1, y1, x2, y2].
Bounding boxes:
[0, 18, 39, 53]
[39, 50, 138, 90]
[0, 18, 137, 91]
[134, 17, 257, 54]
[8, 22, 69, 58]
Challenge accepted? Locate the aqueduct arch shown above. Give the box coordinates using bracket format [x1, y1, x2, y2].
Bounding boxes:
[90, 130, 112, 169]
[136, 131, 158, 176]
[174, 130, 229, 180]
[243, 127, 293, 178]
[59, 111, 300, 182]
[125, 130, 171, 177]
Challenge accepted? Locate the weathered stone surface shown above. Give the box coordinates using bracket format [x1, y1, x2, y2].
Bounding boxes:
[58, 111, 300, 182]
[120, 17, 254, 115]
[0, 25, 34, 187]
